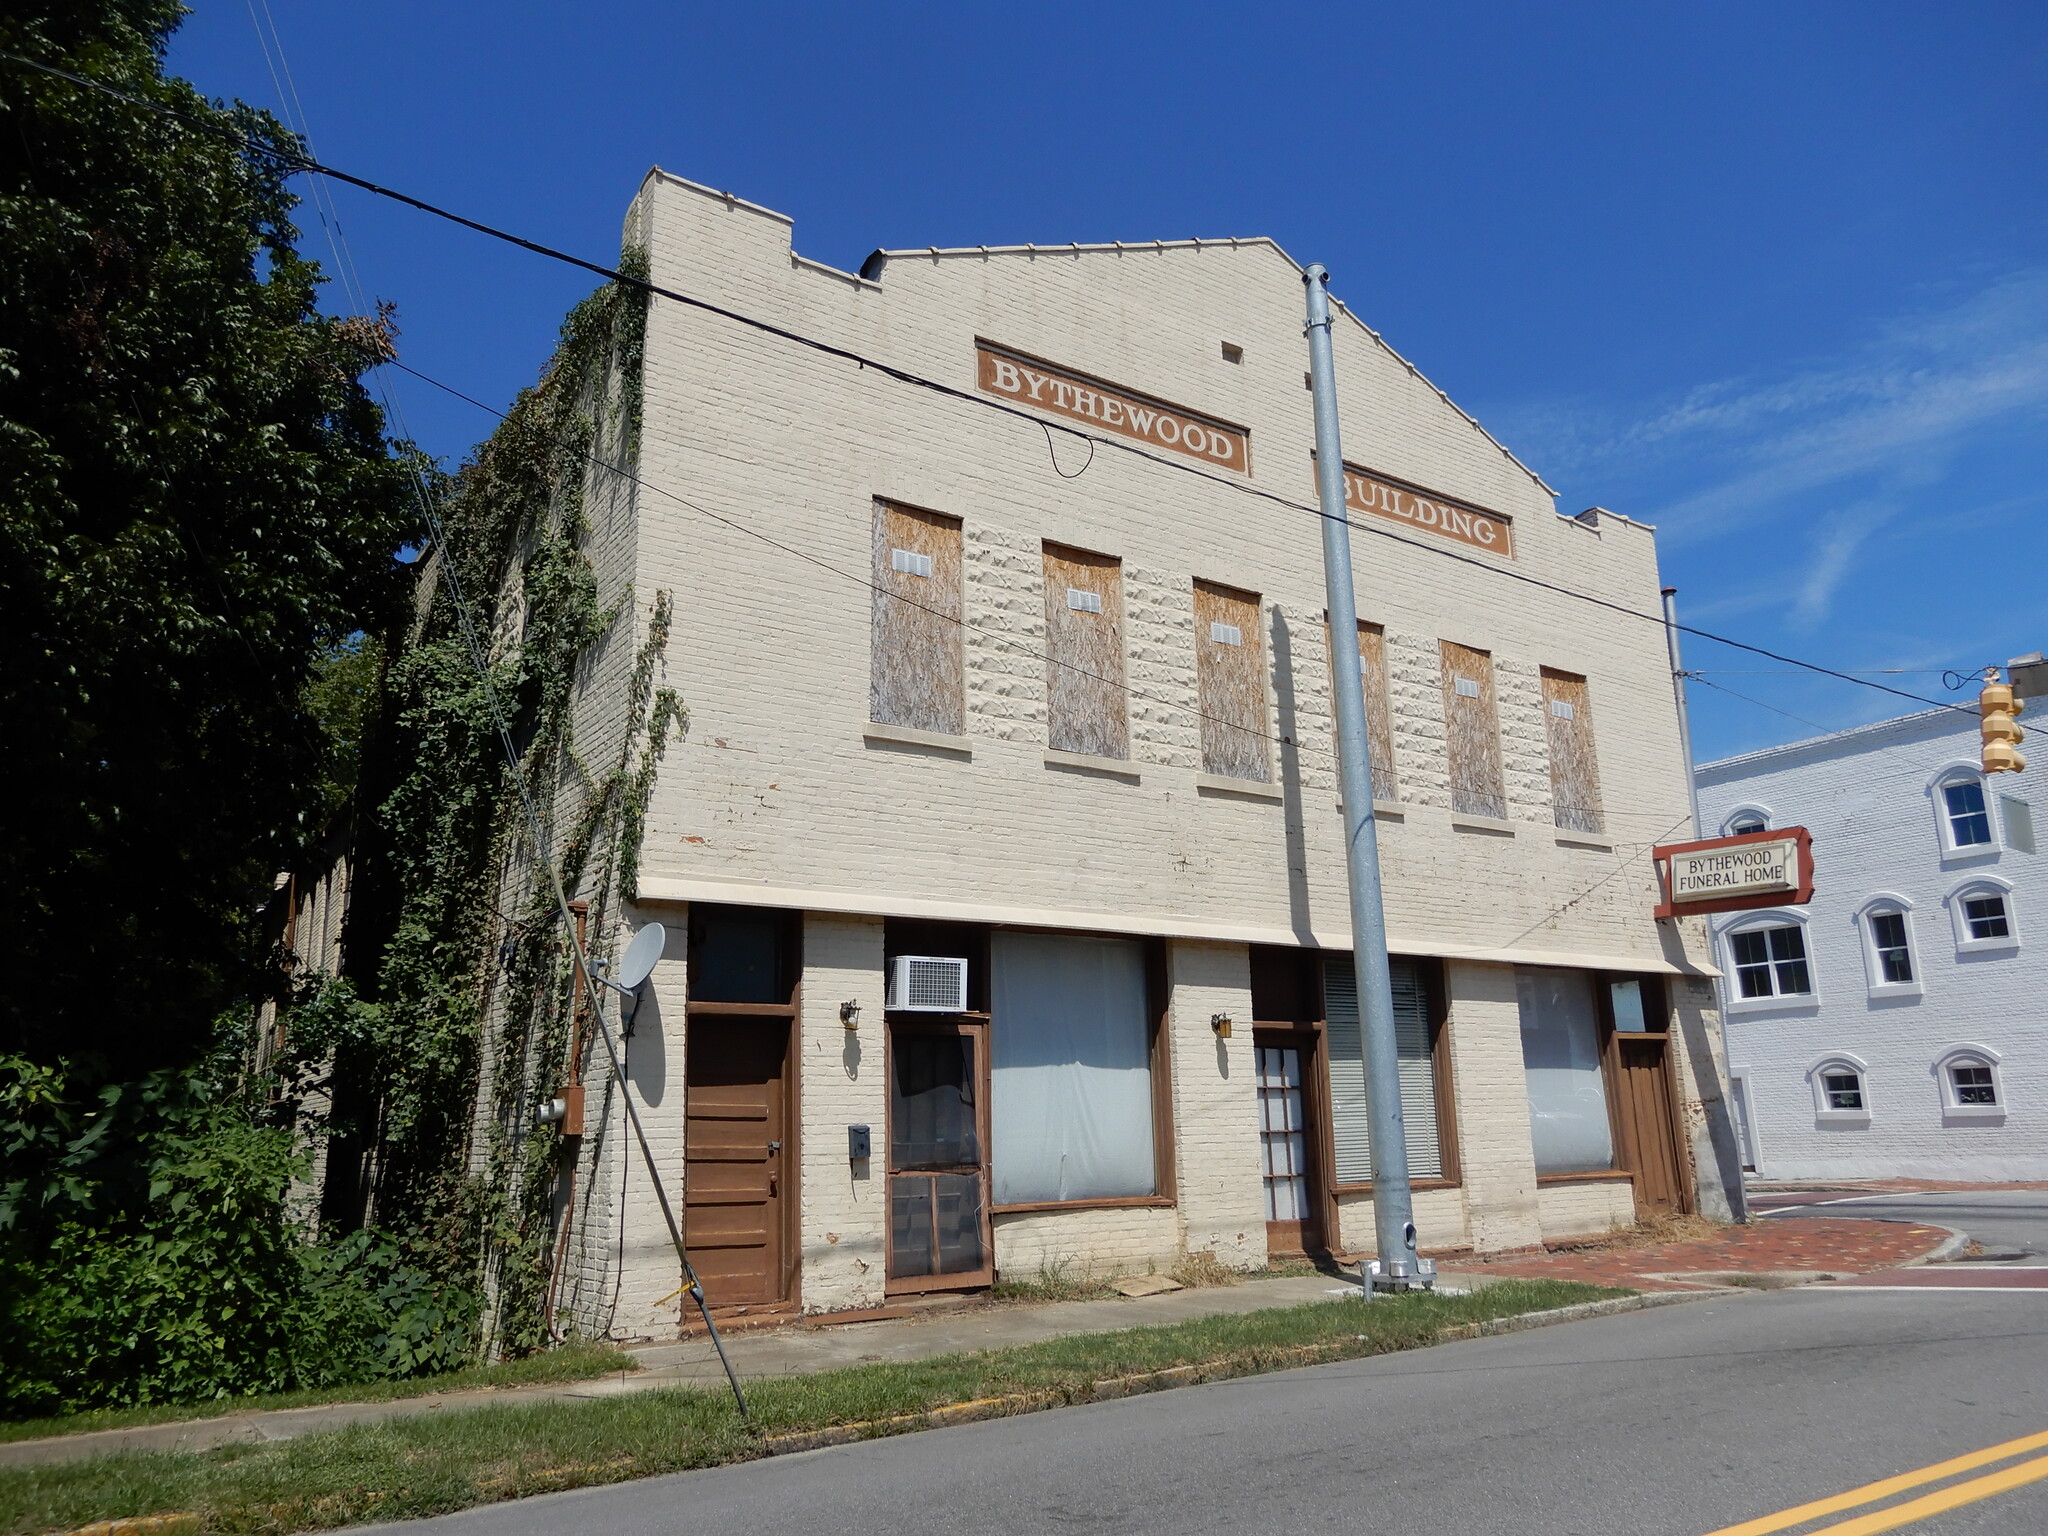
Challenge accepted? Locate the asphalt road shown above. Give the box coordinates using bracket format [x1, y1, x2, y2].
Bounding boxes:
[369, 1282, 2048, 1536]
[1761, 1189, 2048, 1264]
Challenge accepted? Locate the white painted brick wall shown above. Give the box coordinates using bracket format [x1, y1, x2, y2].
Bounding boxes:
[1700, 710, 2048, 1180]
[1443, 961, 1546, 1252]
[797, 913, 890, 1311]
[1165, 940, 1267, 1271]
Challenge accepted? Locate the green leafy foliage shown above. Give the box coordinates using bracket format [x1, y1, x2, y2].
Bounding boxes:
[0, 1053, 475, 1417]
[0, 3, 421, 1077]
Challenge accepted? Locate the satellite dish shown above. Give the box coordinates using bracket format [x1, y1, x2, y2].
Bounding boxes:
[617, 923, 668, 991]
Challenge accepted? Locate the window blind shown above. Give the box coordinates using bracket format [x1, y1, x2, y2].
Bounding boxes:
[1323, 956, 1443, 1183]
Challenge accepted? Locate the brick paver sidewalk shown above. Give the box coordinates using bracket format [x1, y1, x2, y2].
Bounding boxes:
[1451, 1217, 1952, 1291]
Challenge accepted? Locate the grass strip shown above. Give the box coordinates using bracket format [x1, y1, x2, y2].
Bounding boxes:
[0, 1345, 639, 1446]
[1, 1280, 1619, 1536]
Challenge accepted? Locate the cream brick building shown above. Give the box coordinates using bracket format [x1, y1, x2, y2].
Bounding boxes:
[547, 170, 1742, 1338]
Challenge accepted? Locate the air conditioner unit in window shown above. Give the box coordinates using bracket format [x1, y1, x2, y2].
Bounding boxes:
[887, 955, 969, 1012]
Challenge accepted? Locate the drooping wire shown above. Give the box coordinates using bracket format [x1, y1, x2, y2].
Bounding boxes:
[0, 46, 1982, 725]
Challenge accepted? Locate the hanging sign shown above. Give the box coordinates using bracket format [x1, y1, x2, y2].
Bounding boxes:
[1653, 827, 1814, 919]
[1333, 463, 1516, 558]
[976, 343, 1250, 473]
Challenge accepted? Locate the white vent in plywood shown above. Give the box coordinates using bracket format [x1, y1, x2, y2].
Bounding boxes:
[1550, 698, 1575, 719]
[891, 548, 933, 578]
[1454, 676, 1481, 698]
[1209, 622, 1243, 646]
[1066, 588, 1103, 614]
[888, 955, 969, 1012]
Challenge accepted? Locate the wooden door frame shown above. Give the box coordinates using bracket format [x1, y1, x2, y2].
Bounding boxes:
[882, 1014, 995, 1295]
[1594, 973, 1695, 1217]
[1251, 1025, 1331, 1258]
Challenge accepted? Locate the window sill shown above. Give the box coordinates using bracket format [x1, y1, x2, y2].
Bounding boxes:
[1196, 771, 1281, 801]
[1724, 993, 1821, 1017]
[1450, 813, 1515, 836]
[1956, 939, 2021, 957]
[1865, 982, 1924, 1000]
[1334, 800, 1407, 821]
[1940, 846, 2002, 869]
[864, 721, 972, 758]
[1815, 1109, 1872, 1127]
[1534, 1169, 1633, 1185]
[1045, 750, 1140, 783]
[1943, 1105, 2007, 1125]
[1555, 834, 1615, 852]
[1330, 1178, 1462, 1196]
[991, 1195, 1175, 1215]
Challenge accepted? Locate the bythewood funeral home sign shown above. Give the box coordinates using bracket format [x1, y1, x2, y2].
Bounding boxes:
[1338, 463, 1516, 557]
[1653, 827, 1815, 919]
[976, 344, 1250, 472]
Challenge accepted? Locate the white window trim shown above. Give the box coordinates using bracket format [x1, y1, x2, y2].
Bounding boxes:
[1807, 1051, 1872, 1126]
[1929, 761, 2001, 865]
[1932, 1042, 2006, 1124]
[1728, 1065, 1763, 1172]
[1721, 803, 1774, 837]
[1853, 893, 1924, 999]
[1945, 874, 2021, 956]
[1718, 909, 1821, 1015]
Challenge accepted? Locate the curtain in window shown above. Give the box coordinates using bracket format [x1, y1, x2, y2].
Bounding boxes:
[1516, 967, 1615, 1174]
[990, 932, 1155, 1204]
[1323, 956, 1443, 1182]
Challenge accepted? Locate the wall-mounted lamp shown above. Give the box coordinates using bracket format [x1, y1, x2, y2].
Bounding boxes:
[1211, 1013, 1233, 1039]
[840, 1000, 862, 1031]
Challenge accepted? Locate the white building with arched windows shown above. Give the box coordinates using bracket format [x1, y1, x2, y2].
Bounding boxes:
[1697, 704, 2045, 1181]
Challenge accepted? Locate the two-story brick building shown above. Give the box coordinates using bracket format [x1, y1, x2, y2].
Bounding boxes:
[545, 170, 1740, 1337]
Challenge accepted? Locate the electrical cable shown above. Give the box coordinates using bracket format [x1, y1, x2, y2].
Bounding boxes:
[0, 45, 1982, 724]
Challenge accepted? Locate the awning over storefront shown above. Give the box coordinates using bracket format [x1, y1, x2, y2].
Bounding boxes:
[633, 875, 1722, 978]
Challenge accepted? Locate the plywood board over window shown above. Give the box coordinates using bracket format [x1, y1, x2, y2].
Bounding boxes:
[1330, 620, 1399, 803]
[1193, 580, 1269, 782]
[1541, 668, 1604, 835]
[1043, 542, 1128, 760]
[1440, 640, 1506, 819]
[871, 503, 964, 735]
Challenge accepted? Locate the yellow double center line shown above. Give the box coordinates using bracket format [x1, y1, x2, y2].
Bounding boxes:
[1702, 1427, 2048, 1535]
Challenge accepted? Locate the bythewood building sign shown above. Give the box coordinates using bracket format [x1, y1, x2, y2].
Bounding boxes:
[1340, 463, 1515, 557]
[977, 344, 1250, 472]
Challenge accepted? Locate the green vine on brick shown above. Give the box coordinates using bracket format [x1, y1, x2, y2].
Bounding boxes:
[285, 248, 681, 1357]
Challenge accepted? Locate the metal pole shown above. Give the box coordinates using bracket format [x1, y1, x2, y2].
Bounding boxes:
[1660, 586, 1749, 1225]
[1660, 587, 1702, 839]
[1303, 265, 1424, 1291]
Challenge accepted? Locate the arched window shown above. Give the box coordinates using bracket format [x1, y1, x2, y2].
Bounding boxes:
[1932, 1044, 2005, 1122]
[1808, 1053, 1871, 1124]
[1721, 911, 1816, 1008]
[1854, 894, 1921, 996]
[1946, 876, 2020, 955]
[1723, 806, 1770, 836]
[1929, 765, 1999, 857]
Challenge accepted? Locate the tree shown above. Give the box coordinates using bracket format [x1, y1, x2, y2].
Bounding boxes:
[0, 2, 420, 1077]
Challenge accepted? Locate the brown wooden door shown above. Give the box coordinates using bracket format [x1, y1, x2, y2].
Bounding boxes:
[1255, 1030, 1327, 1257]
[1612, 1036, 1690, 1218]
[885, 1020, 993, 1293]
[684, 1019, 791, 1306]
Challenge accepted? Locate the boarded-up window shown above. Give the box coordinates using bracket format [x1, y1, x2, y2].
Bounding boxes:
[1194, 580, 1268, 781]
[870, 503, 963, 734]
[1349, 622, 1398, 803]
[1541, 668, 1604, 835]
[1044, 543, 1127, 759]
[1323, 955, 1443, 1183]
[1440, 640, 1506, 819]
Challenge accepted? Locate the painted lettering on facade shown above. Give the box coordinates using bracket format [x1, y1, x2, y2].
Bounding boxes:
[976, 345, 1249, 473]
[1339, 464, 1515, 558]
[1667, 838, 1800, 901]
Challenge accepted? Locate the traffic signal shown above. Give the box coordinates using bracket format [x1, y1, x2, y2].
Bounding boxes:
[1981, 670, 2026, 774]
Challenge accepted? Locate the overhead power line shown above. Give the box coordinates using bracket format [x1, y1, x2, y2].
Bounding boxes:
[0, 48, 1977, 724]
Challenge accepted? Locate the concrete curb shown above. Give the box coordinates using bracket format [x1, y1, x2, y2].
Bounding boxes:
[1904, 1225, 1972, 1266]
[761, 1291, 1713, 1458]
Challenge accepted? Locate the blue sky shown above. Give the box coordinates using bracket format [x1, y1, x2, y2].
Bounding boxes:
[169, 2, 2048, 763]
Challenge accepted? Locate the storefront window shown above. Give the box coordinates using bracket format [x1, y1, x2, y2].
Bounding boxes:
[1516, 967, 1615, 1174]
[989, 932, 1156, 1204]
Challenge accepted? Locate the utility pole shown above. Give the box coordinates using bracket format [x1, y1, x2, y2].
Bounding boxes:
[1303, 265, 1427, 1292]
[1661, 585, 1748, 1225]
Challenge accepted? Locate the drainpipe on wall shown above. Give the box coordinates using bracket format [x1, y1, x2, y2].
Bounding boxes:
[1662, 586, 1750, 1223]
[1303, 265, 1429, 1291]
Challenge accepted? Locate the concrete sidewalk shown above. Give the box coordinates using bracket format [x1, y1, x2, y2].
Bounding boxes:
[0, 1270, 1410, 1470]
